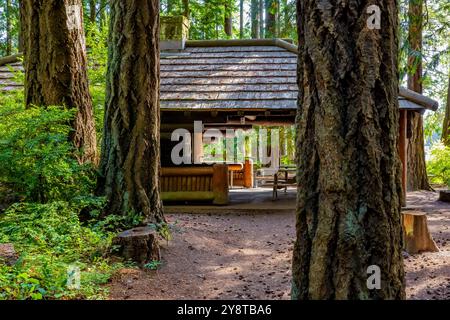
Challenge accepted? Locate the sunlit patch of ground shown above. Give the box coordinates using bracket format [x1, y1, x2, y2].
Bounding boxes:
[109, 191, 449, 300]
[404, 191, 450, 300]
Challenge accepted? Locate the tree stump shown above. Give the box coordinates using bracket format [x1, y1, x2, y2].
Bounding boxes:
[438, 190, 450, 203]
[403, 212, 439, 254]
[113, 227, 160, 266]
[0, 243, 18, 266]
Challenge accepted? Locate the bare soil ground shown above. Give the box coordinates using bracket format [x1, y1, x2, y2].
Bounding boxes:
[404, 191, 450, 300]
[109, 191, 450, 300]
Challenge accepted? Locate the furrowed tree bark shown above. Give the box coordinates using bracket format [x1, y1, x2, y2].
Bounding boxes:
[21, 0, 98, 165]
[441, 76, 450, 145]
[407, 0, 431, 191]
[292, 0, 405, 299]
[98, 0, 164, 224]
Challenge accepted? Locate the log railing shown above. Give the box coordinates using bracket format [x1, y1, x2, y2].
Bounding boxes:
[161, 164, 229, 205]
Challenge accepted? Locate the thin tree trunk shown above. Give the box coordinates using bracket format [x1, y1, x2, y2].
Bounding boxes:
[182, 0, 190, 18]
[281, 0, 289, 38]
[167, 0, 174, 14]
[21, 0, 98, 165]
[292, 0, 405, 299]
[89, 0, 97, 24]
[265, 0, 277, 38]
[259, 0, 264, 38]
[251, 0, 260, 38]
[442, 76, 450, 145]
[239, 0, 244, 39]
[224, 2, 233, 37]
[99, 0, 108, 26]
[98, 0, 164, 224]
[6, 0, 12, 55]
[407, 0, 431, 191]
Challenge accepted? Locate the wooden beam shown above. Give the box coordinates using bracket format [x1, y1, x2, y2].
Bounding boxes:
[0, 53, 22, 67]
[399, 109, 408, 206]
[162, 167, 214, 176]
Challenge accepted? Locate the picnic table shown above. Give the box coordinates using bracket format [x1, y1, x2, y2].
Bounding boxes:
[273, 166, 297, 200]
[255, 165, 297, 200]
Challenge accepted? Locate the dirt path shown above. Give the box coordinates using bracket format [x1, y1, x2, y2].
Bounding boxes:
[109, 191, 450, 300]
[404, 191, 450, 300]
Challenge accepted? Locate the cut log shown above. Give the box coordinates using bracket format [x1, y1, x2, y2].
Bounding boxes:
[0, 243, 18, 266]
[438, 190, 450, 203]
[113, 227, 161, 266]
[402, 211, 439, 254]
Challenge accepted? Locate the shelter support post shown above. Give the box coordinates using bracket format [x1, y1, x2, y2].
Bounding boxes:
[399, 109, 408, 207]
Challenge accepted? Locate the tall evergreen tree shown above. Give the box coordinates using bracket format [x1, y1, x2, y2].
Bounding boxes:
[406, 0, 431, 191]
[20, 0, 98, 164]
[98, 0, 164, 223]
[292, 0, 405, 299]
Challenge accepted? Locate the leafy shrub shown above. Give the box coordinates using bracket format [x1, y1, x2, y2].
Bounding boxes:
[0, 92, 96, 203]
[85, 22, 107, 143]
[427, 142, 450, 187]
[85, 22, 108, 87]
[0, 201, 123, 300]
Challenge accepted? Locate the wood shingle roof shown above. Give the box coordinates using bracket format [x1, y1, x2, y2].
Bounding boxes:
[0, 39, 439, 113]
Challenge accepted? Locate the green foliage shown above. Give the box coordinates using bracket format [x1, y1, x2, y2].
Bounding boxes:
[143, 260, 162, 271]
[427, 142, 450, 186]
[85, 21, 108, 87]
[0, 0, 20, 56]
[148, 222, 173, 243]
[85, 22, 107, 143]
[0, 91, 96, 203]
[0, 201, 123, 300]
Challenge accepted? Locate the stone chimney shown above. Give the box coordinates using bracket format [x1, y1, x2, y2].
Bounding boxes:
[160, 16, 190, 51]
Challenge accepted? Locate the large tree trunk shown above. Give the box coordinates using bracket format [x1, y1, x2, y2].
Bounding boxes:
[292, 0, 405, 299]
[251, 0, 260, 39]
[407, 0, 431, 191]
[98, 0, 164, 224]
[21, 0, 98, 165]
[442, 76, 450, 145]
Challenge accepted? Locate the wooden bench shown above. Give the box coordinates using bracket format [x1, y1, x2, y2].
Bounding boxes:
[161, 164, 229, 205]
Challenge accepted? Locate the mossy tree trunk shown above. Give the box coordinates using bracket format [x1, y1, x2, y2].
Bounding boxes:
[20, 0, 98, 165]
[292, 0, 405, 299]
[98, 0, 164, 224]
[406, 0, 431, 191]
